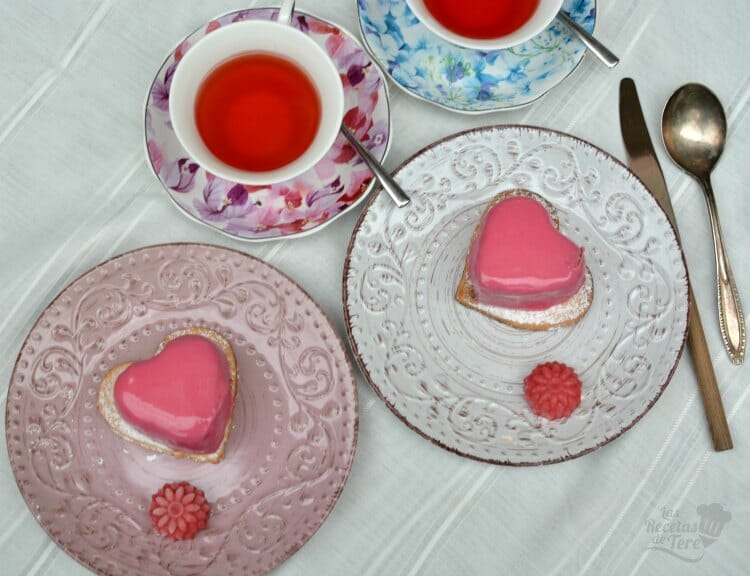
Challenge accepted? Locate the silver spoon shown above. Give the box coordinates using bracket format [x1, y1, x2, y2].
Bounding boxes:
[556, 11, 619, 68]
[340, 125, 410, 207]
[662, 83, 745, 365]
[277, 0, 409, 207]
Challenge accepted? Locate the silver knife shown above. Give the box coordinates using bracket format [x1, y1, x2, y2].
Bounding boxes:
[619, 78, 732, 451]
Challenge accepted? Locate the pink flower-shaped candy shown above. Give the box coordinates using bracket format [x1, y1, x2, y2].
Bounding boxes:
[149, 481, 210, 541]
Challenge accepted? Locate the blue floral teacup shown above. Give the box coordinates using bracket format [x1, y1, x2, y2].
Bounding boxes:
[406, 0, 563, 51]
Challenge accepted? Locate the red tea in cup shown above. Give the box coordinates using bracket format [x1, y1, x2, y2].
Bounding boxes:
[195, 52, 322, 173]
[422, 0, 541, 39]
[170, 19, 344, 186]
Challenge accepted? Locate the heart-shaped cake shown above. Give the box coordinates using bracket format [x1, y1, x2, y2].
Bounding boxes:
[98, 327, 238, 463]
[456, 190, 593, 330]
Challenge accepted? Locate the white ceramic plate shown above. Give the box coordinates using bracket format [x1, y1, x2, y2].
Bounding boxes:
[344, 126, 689, 465]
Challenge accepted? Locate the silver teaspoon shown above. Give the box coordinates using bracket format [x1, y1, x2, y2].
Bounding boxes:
[276, 0, 409, 207]
[662, 83, 745, 364]
[341, 125, 410, 208]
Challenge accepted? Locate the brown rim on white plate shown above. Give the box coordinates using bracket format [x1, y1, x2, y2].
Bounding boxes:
[343, 125, 690, 466]
[7, 243, 358, 576]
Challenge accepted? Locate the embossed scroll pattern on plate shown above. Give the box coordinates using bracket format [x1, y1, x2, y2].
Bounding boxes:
[8, 244, 358, 576]
[345, 126, 688, 465]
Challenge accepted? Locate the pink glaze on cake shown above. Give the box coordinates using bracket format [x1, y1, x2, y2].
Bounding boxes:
[114, 335, 233, 454]
[468, 195, 585, 310]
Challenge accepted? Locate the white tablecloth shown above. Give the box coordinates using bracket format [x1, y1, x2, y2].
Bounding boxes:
[1, 1, 749, 574]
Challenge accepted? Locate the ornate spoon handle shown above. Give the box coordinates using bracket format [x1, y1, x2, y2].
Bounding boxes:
[702, 176, 746, 364]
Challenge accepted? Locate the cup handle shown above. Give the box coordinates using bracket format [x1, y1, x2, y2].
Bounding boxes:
[277, 0, 295, 26]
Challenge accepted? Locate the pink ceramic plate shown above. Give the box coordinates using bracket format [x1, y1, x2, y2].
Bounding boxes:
[7, 244, 358, 575]
[146, 8, 391, 241]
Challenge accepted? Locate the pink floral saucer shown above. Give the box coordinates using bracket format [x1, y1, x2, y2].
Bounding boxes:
[146, 8, 391, 241]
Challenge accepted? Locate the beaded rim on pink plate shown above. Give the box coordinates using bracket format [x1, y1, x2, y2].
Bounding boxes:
[6, 243, 359, 576]
[145, 8, 392, 242]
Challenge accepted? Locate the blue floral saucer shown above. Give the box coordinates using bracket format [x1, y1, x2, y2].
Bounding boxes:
[357, 0, 596, 114]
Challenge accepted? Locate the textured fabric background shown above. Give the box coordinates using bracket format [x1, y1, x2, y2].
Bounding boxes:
[1, 1, 748, 574]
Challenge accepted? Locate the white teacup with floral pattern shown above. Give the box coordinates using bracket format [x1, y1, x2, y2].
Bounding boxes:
[169, 15, 344, 186]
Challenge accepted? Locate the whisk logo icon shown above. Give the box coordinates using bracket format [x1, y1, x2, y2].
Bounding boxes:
[645, 503, 731, 562]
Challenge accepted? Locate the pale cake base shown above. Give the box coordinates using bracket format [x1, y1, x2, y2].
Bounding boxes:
[456, 269, 594, 330]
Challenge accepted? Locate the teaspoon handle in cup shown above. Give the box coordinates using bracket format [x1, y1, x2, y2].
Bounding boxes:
[277, 0, 294, 25]
[275, 0, 408, 208]
[341, 125, 410, 208]
[556, 11, 619, 68]
[700, 176, 746, 364]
